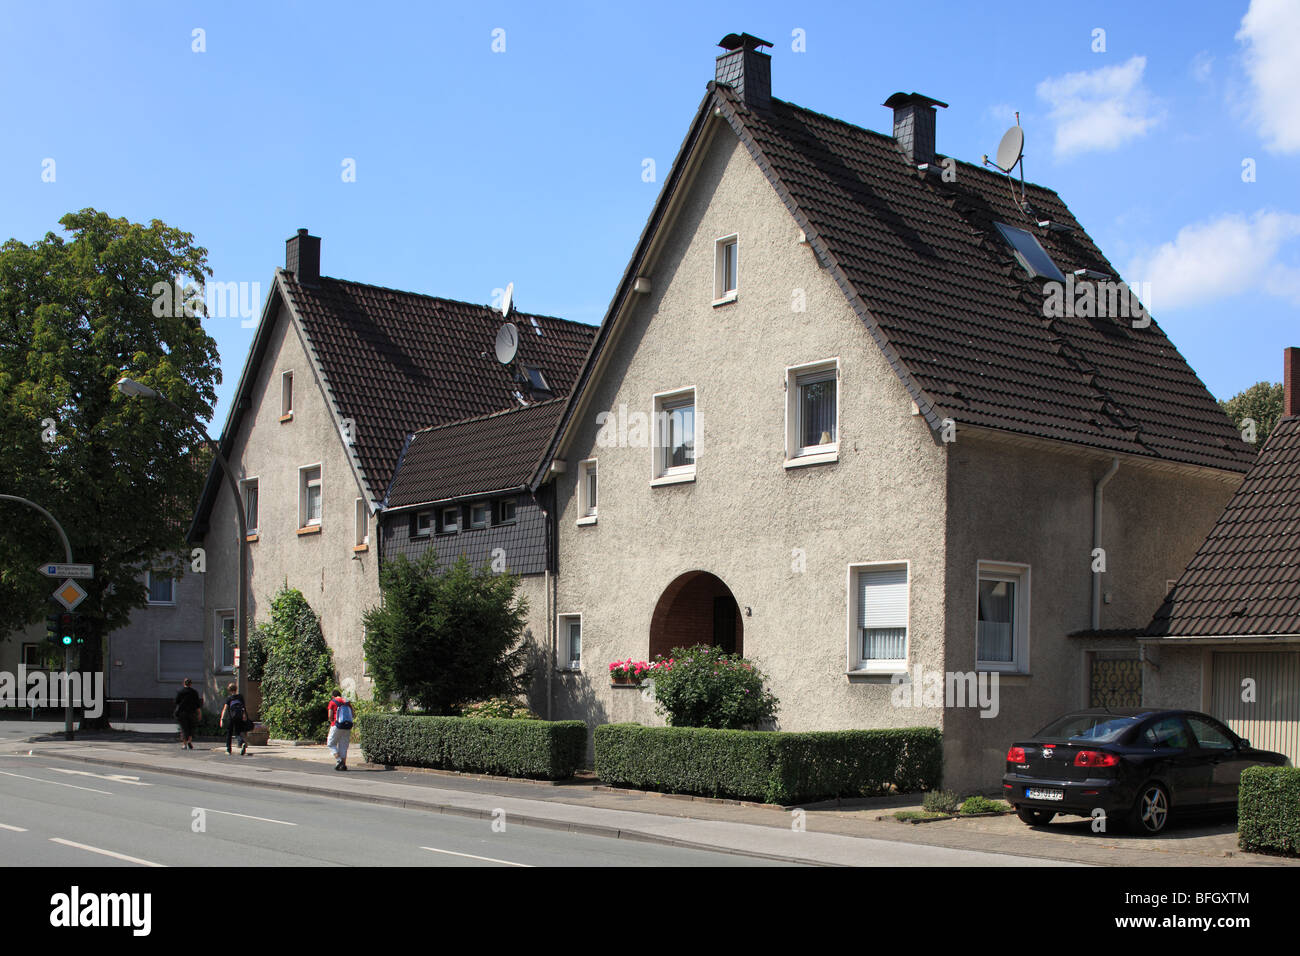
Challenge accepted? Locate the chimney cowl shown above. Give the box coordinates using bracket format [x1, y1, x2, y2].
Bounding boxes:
[715, 33, 773, 112]
[1285, 346, 1300, 419]
[286, 228, 321, 285]
[883, 92, 948, 167]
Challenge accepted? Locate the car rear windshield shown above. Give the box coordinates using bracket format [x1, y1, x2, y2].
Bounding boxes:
[1034, 713, 1139, 743]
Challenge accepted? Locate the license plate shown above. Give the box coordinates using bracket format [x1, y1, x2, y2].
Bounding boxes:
[1026, 787, 1064, 801]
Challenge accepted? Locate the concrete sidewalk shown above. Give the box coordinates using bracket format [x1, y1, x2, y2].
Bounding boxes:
[4, 730, 1293, 867]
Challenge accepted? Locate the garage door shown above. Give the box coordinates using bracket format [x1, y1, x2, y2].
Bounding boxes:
[1211, 651, 1300, 764]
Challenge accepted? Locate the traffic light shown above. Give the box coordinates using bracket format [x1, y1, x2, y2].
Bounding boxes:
[74, 616, 91, 646]
[45, 612, 60, 645]
[57, 612, 75, 647]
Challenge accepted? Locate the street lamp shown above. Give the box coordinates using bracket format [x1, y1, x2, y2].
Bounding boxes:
[116, 376, 248, 698]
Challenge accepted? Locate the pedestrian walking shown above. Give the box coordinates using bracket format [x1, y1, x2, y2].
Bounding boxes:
[174, 678, 201, 749]
[327, 689, 354, 771]
[219, 682, 250, 756]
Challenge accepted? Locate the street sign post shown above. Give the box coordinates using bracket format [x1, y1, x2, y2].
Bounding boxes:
[37, 563, 93, 579]
[52, 579, 88, 611]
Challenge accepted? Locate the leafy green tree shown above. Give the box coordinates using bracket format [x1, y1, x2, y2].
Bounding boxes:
[1219, 381, 1283, 448]
[0, 210, 220, 726]
[363, 553, 532, 714]
[256, 587, 335, 740]
[649, 644, 779, 730]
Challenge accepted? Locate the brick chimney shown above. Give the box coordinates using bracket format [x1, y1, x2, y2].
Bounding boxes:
[1286, 346, 1300, 418]
[883, 92, 948, 167]
[715, 33, 773, 111]
[285, 228, 320, 285]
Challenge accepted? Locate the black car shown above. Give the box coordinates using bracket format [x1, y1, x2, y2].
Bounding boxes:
[1002, 708, 1288, 835]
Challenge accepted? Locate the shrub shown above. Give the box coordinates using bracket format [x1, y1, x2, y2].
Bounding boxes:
[256, 588, 335, 741]
[1238, 766, 1300, 856]
[363, 553, 531, 715]
[460, 697, 540, 720]
[595, 724, 942, 804]
[959, 795, 1009, 815]
[358, 714, 586, 779]
[648, 644, 779, 730]
[922, 789, 960, 814]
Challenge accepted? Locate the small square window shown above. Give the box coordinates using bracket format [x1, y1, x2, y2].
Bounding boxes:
[714, 235, 738, 301]
[299, 465, 322, 528]
[558, 615, 581, 670]
[413, 511, 433, 537]
[22, 643, 45, 668]
[439, 506, 461, 534]
[578, 460, 597, 522]
[147, 570, 175, 605]
[469, 502, 490, 529]
[653, 390, 696, 481]
[496, 498, 518, 525]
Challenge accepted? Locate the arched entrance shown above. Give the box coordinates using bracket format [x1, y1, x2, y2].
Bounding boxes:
[649, 571, 743, 660]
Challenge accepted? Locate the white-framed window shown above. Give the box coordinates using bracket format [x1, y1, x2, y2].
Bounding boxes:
[496, 498, 517, 525]
[439, 506, 460, 534]
[785, 359, 839, 466]
[469, 502, 490, 529]
[652, 388, 696, 484]
[216, 611, 236, 673]
[146, 570, 175, 605]
[413, 510, 433, 537]
[558, 613, 581, 670]
[281, 370, 294, 418]
[847, 562, 909, 673]
[976, 561, 1030, 673]
[22, 643, 44, 668]
[299, 464, 322, 528]
[241, 477, 259, 534]
[354, 497, 368, 547]
[159, 640, 203, 681]
[578, 460, 597, 523]
[714, 234, 738, 303]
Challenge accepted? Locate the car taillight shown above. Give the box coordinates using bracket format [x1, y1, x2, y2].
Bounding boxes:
[1006, 746, 1026, 763]
[1073, 750, 1119, 768]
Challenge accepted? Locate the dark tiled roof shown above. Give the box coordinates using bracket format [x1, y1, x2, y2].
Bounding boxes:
[714, 86, 1254, 473]
[386, 399, 565, 508]
[1148, 417, 1300, 637]
[280, 273, 594, 499]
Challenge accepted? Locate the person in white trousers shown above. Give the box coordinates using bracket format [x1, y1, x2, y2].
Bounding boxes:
[326, 691, 354, 771]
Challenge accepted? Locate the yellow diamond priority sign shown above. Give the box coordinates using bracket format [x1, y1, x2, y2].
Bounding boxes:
[53, 579, 87, 611]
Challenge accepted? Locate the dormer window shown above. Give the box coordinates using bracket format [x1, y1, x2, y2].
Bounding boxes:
[994, 222, 1064, 281]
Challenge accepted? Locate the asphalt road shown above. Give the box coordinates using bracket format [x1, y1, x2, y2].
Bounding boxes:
[0, 753, 790, 867]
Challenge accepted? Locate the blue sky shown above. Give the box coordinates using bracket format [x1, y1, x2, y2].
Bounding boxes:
[3, 1, 1298, 428]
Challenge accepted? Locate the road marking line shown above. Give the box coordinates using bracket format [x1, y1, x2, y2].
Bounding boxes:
[0, 770, 111, 794]
[420, 846, 532, 867]
[49, 838, 164, 867]
[47, 768, 150, 786]
[0, 823, 28, 832]
[197, 808, 296, 826]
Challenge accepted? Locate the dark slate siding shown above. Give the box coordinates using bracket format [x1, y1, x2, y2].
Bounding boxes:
[381, 493, 549, 577]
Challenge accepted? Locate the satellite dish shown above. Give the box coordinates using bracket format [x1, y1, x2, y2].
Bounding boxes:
[494, 323, 519, 365]
[994, 125, 1024, 172]
[500, 281, 514, 319]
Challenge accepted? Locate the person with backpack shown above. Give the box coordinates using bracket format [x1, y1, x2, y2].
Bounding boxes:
[219, 682, 250, 756]
[327, 690, 354, 771]
[174, 678, 201, 750]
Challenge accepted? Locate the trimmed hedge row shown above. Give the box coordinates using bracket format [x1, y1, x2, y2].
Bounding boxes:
[595, 724, 942, 805]
[1238, 765, 1300, 856]
[358, 714, 587, 780]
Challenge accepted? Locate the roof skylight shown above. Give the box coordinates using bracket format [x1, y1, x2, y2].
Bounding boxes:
[994, 222, 1065, 282]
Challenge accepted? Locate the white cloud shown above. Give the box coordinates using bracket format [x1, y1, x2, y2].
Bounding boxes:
[1237, 0, 1300, 153]
[1036, 56, 1162, 159]
[1126, 210, 1300, 310]
[1190, 50, 1214, 84]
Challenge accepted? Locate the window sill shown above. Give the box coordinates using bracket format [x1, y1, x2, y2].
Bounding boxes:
[245, 533, 259, 543]
[297, 525, 321, 536]
[558, 665, 582, 673]
[978, 667, 1030, 682]
[576, 515, 597, 526]
[145, 602, 176, 608]
[847, 665, 908, 677]
[279, 413, 293, 423]
[784, 449, 839, 469]
[352, 544, 369, 553]
[712, 292, 738, 308]
[650, 472, 696, 488]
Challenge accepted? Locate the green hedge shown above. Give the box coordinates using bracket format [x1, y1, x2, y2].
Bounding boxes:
[1238, 765, 1300, 856]
[358, 714, 587, 780]
[595, 724, 942, 805]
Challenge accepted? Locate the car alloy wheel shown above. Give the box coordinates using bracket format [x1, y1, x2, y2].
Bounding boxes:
[1017, 808, 1055, 827]
[1133, 783, 1170, 835]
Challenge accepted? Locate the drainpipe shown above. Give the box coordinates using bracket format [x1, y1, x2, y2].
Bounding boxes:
[1091, 458, 1120, 631]
[538, 488, 554, 721]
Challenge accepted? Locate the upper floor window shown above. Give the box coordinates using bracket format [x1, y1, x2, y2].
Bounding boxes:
[714, 235, 738, 303]
[299, 464, 322, 528]
[242, 477, 259, 535]
[976, 561, 1030, 672]
[496, 498, 518, 525]
[147, 570, 175, 605]
[469, 502, 490, 529]
[578, 460, 597, 523]
[849, 563, 908, 672]
[559, 614, 581, 670]
[439, 506, 460, 534]
[785, 360, 839, 466]
[281, 370, 294, 419]
[653, 389, 696, 484]
[354, 498, 368, 548]
[413, 510, 433, 537]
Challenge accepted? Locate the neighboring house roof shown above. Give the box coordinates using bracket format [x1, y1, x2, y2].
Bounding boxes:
[536, 82, 1254, 485]
[1147, 416, 1300, 639]
[189, 269, 593, 541]
[385, 399, 565, 509]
